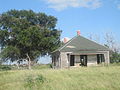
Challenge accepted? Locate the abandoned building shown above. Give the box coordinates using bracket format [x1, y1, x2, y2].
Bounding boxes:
[52, 31, 110, 68]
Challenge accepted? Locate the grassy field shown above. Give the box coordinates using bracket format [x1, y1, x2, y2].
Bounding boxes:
[0, 65, 120, 90]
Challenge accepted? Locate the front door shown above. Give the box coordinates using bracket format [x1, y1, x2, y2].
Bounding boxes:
[70, 55, 75, 66]
[80, 55, 87, 66]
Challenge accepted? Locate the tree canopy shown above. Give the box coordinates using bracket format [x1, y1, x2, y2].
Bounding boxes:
[0, 10, 61, 68]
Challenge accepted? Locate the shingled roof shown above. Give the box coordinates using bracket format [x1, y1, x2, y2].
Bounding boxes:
[53, 35, 109, 53]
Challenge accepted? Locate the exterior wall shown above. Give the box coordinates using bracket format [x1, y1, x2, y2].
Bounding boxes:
[52, 50, 110, 69]
[60, 52, 69, 68]
[87, 51, 110, 66]
[97, 51, 110, 64]
[74, 55, 97, 66]
[74, 55, 80, 66]
[87, 55, 97, 66]
[104, 51, 110, 64]
[75, 55, 80, 63]
[52, 51, 61, 69]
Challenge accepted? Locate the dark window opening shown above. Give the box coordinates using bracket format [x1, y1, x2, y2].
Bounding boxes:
[97, 54, 105, 64]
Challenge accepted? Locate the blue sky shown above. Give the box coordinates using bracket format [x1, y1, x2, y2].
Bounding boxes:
[0, 0, 120, 40]
[1, 0, 120, 63]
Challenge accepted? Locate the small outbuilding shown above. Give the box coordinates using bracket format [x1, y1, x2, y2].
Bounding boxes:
[52, 31, 110, 69]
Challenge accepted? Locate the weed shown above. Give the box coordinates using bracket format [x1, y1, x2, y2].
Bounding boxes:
[24, 74, 46, 89]
[24, 75, 35, 90]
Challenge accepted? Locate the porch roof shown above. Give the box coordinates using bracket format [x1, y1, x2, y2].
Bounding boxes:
[67, 50, 107, 55]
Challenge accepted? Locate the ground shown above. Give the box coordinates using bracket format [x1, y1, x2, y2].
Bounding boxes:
[0, 64, 120, 90]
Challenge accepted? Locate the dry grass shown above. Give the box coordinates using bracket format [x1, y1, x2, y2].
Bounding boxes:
[0, 65, 120, 90]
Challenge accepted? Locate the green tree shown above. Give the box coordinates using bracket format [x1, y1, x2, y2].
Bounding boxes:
[0, 10, 61, 69]
[104, 32, 120, 63]
[110, 51, 120, 63]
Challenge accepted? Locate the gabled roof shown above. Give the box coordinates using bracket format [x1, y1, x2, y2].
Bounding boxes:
[53, 35, 109, 53]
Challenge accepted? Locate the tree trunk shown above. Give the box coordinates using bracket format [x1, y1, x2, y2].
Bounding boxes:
[26, 53, 31, 69]
[17, 63, 20, 69]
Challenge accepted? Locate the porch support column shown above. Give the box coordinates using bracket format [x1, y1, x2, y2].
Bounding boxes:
[104, 51, 110, 65]
[67, 54, 70, 68]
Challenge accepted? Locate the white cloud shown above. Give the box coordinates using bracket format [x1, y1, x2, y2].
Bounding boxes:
[46, 0, 102, 11]
[117, 4, 120, 9]
[112, 0, 120, 10]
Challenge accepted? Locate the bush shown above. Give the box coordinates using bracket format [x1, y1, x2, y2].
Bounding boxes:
[110, 51, 120, 63]
[0, 65, 11, 71]
[36, 75, 46, 84]
[49, 64, 53, 68]
[24, 75, 35, 90]
[24, 74, 46, 89]
[32, 64, 52, 69]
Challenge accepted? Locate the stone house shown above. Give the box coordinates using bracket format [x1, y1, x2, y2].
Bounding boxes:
[52, 31, 110, 69]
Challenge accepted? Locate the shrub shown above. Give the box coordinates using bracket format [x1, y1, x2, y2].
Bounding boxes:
[24, 74, 46, 89]
[0, 65, 11, 71]
[49, 64, 53, 68]
[32, 64, 52, 70]
[36, 75, 46, 84]
[24, 75, 35, 90]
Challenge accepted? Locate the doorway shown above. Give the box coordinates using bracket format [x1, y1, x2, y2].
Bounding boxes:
[70, 55, 75, 66]
[80, 55, 87, 66]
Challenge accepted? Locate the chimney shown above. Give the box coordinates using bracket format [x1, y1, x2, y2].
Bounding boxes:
[63, 37, 69, 43]
[77, 30, 80, 36]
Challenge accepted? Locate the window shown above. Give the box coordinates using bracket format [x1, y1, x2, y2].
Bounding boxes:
[97, 54, 105, 64]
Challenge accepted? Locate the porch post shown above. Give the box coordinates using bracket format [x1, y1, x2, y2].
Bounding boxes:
[104, 51, 110, 65]
[67, 54, 70, 68]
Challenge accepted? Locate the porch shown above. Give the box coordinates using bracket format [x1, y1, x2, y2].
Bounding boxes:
[67, 53, 106, 67]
